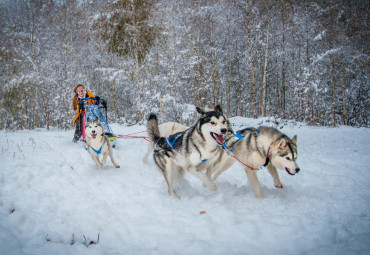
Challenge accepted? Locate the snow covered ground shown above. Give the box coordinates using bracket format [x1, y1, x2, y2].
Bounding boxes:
[1, 117, 370, 255]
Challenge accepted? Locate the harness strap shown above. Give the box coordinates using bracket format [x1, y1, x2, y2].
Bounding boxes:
[263, 147, 271, 167]
[232, 155, 255, 170]
[224, 131, 271, 171]
[91, 145, 103, 154]
[167, 134, 209, 162]
[166, 135, 181, 148]
[223, 132, 244, 152]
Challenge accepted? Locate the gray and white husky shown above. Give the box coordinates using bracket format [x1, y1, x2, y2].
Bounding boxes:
[147, 105, 228, 199]
[85, 119, 120, 169]
[207, 126, 300, 198]
[142, 121, 187, 163]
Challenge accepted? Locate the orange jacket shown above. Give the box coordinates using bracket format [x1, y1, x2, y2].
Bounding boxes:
[72, 91, 96, 125]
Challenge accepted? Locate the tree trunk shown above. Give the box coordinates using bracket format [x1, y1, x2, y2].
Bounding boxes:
[340, 54, 347, 125]
[41, 82, 50, 130]
[111, 80, 118, 120]
[135, 54, 142, 121]
[211, 21, 218, 106]
[280, 15, 286, 115]
[261, 23, 269, 117]
[159, 92, 164, 123]
[32, 86, 37, 129]
[248, 32, 256, 118]
[226, 58, 231, 116]
[196, 12, 203, 108]
[331, 56, 337, 127]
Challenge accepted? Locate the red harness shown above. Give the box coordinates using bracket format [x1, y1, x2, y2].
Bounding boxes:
[232, 147, 270, 171]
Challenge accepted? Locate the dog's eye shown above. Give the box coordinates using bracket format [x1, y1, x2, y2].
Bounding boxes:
[210, 121, 216, 125]
[222, 120, 226, 124]
[285, 157, 291, 160]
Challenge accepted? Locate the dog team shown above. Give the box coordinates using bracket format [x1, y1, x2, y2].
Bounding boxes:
[86, 105, 299, 199]
[73, 85, 300, 199]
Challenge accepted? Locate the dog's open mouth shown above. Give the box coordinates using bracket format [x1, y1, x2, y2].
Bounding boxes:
[211, 132, 225, 145]
[285, 167, 295, 176]
[91, 133, 97, 139]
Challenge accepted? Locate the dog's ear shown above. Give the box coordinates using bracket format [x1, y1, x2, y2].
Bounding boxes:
[214, 105, 223, 113]
[95, 117, 98, 122]
[291, 135, 297, 145]
[196, 107, 205, 115]
[277, 138, 286, 148]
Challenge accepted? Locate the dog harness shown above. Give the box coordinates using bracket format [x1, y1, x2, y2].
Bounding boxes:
[166, 135, 181, 148]
[222, 132, 245, 152]
[167, 132, 208, 162]
[199, 155, 208, 162]
[90, 145, 103, 154]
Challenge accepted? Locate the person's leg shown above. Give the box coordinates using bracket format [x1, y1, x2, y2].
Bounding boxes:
[73, 115, 83, 142]
[86, 105, 111, 134]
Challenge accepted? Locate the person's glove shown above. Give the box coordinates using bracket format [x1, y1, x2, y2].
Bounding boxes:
[78, 99, 86, 109]
[95, 96, 100, 104]
[99, 98, 107, 108]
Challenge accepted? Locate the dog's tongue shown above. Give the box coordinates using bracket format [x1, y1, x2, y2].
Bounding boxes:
[91, 133, 97, 139]
[214, 133, 225, 144]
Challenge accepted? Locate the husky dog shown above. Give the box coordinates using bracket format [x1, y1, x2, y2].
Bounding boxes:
[85, 118, 120, 169]
[142, 122, 187, 163]
[147, 105, 228, 199]
[207, 126, 299, 198]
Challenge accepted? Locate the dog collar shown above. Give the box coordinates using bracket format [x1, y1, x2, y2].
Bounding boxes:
[91, 145, 103, 154]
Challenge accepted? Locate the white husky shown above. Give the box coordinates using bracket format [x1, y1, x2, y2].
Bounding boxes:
[207, 126, 300, 198]
[85, 119, 120, 169]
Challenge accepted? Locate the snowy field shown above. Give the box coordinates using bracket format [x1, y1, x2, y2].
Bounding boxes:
[1, 117, 370, 255]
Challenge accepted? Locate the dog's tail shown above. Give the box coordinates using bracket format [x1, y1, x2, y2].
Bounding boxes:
[147, 113, 161, 145]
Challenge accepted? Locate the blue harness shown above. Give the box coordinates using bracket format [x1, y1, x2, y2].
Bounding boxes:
[223, 133, 245, 152]
[166, 135, 181, 148]
[91, 145, 103, 154]
[223, 130, 260, 152]
[167, 134, 208, 162]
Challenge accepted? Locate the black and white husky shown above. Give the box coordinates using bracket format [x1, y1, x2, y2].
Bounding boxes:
[85, 119, 120, 169]
[147, 105, 228, 199]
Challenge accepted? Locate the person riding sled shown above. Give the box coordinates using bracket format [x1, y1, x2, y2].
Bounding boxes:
[72, 84, 113, 143]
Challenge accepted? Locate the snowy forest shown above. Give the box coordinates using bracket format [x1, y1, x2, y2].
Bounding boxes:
[0, 0, 369, 130]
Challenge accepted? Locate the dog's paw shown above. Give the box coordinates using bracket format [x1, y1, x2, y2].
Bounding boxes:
[170, 191, 181, 200]
[255, 193, 265, 199]
[208, 182, 217, 191]
[174, 194, 181, 200]
[275, 183, 284, 189]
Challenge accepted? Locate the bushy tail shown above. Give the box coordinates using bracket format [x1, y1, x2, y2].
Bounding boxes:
[147, 114, 161, 145]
